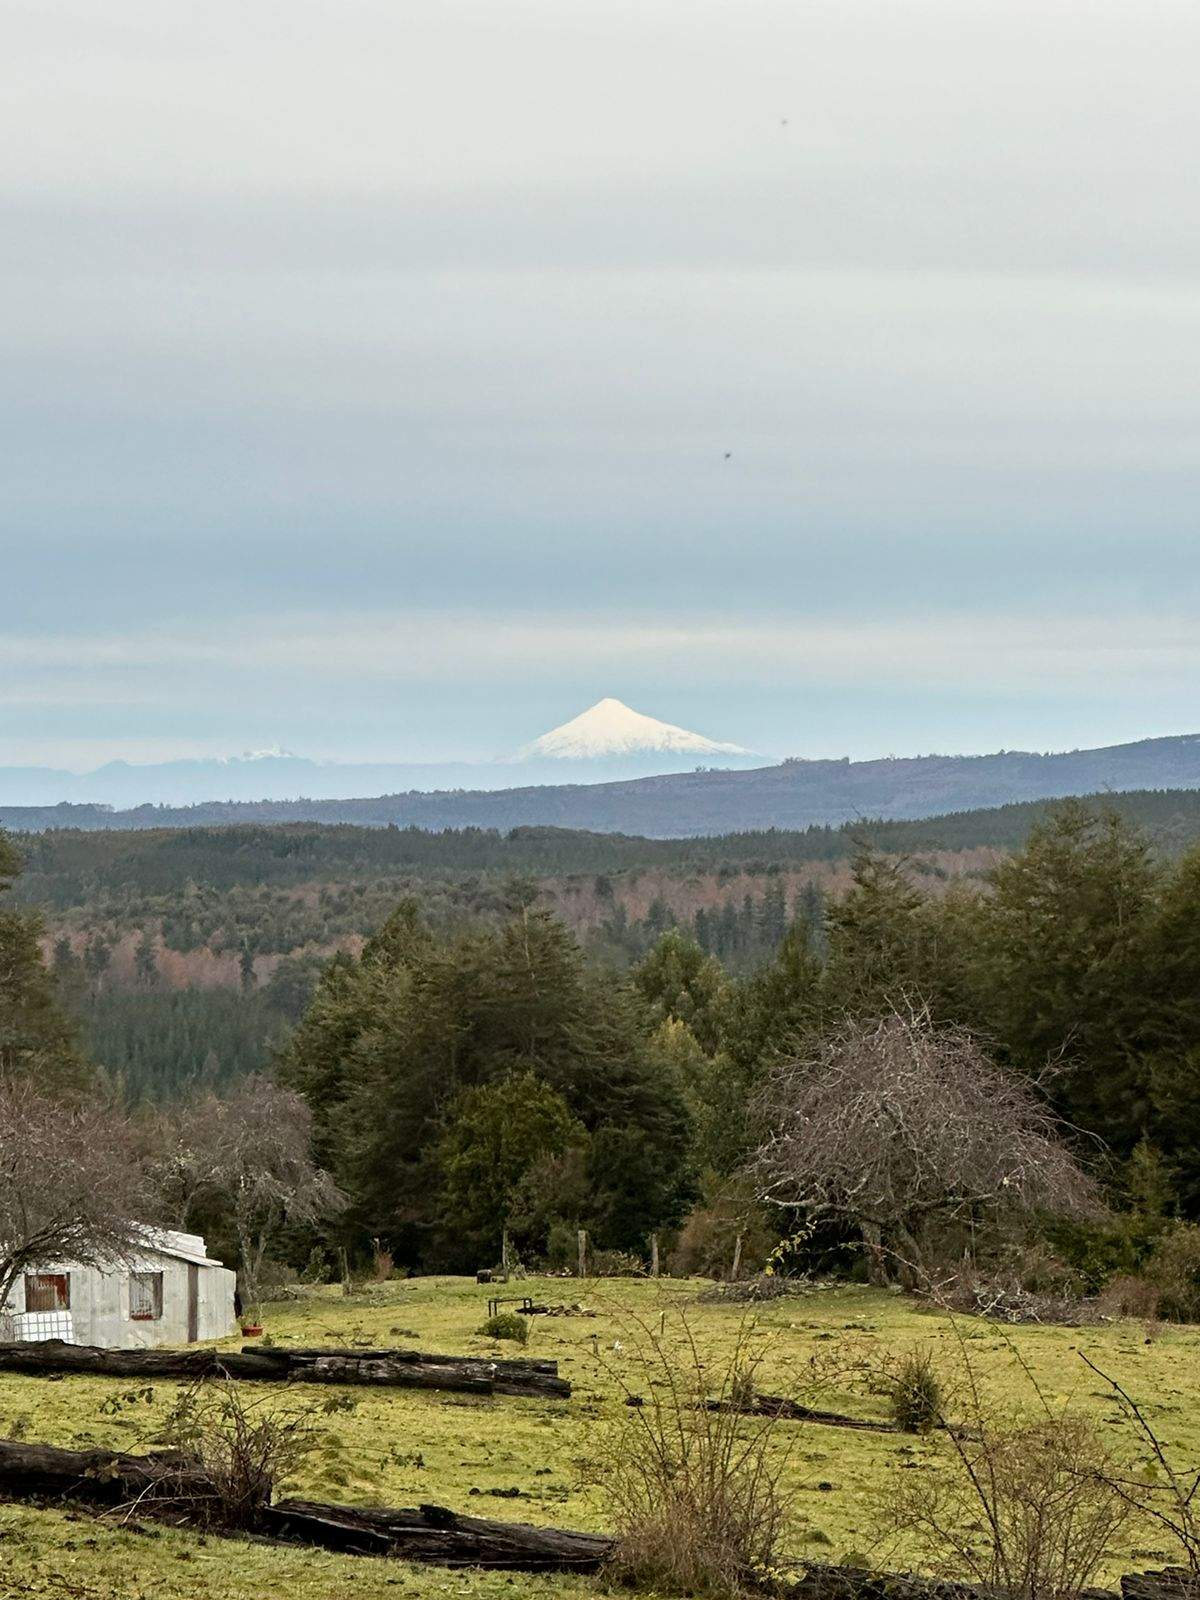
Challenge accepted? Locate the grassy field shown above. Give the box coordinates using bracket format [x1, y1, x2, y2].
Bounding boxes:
[4, 1276, 1200, 1599]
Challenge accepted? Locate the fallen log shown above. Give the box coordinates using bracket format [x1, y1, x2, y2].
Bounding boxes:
[785, 1566, 1003, 1600]
[704, 1395, 899, 1432]
[264, 1497, 615, 1570]
[0, 1437, 614, 1574]
[0, 1341, 285, 1382]
[0, 1339, 569, 1399]
[0, 1437, 210, 1508]
[785, 1562, 1167, 1600]
[1121, 1573, 1200, 1600]
[705, 1395, 975, 1439]
[253, 1344, 563, 1382]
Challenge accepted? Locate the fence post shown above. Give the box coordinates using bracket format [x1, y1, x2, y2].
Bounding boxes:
[501, 1228, 511, 1284]
[577, 1228, 588, 1280]
[650, 1233, 660, 1278]
[730, 1233, 743, 1283]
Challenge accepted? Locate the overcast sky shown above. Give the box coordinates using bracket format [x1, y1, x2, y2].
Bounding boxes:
[4, 0, 1199, 769]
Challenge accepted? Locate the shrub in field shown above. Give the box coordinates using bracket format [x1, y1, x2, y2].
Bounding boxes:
[668, 1178, 780, 1281]
[479, 1311, 529, 1343]
[1145, 1222, 1200, 1321]
[587, 1307, 797, 1597]
[1096, 1273, 1162, 1320]
[887, 1412, 1129, 1598]
[156, 1377, 353, 1530]
[889, 1349, 942, 1434]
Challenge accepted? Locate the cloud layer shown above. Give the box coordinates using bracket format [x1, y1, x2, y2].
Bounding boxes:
[4, 1, 1198, 769]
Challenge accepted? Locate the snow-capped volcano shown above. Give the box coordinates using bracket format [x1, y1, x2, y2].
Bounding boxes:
[516, 698, 752, 763]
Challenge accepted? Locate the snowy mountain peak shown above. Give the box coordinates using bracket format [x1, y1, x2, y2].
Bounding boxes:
[516, 698, 751, 762]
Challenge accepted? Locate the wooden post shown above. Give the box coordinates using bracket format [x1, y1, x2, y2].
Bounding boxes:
[501, 1229, 510, 1284]
[650, 1233, 660, 1278]
[339, 1247, 352, 1297]
[730, 1233, 743, 1283]
[577, 1228, 588, 1280]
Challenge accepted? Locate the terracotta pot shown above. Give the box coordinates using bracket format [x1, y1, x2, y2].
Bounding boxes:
[241, 1324, 263, 1336]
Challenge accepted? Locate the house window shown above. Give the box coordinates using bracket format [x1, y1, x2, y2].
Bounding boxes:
[24, 1273, 70, 1311]
[129, 1271, 163, 1322]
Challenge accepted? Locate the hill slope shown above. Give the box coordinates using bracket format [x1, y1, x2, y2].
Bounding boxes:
[4, 732, 1200, 837]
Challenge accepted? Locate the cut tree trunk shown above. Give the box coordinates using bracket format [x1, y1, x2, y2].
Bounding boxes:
[0, 1437, 614, 1573]
[263, 1498, 615, 1569]
[0, 1438, 211, 1507]
[0, 1339, 569, 1399]
[256, 1346, 561, 1376]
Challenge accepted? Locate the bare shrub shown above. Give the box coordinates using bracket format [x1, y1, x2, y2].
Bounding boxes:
[587, 1307, 797, 1597]
[888, 1411, 1130, 1598]
[669, 1178, 780, 1280]
[155, 1376, 351, 1530]
[751, 1008, 1100, 1288]
[588, 1248, 646, 1279]
[156, 1075, 344, 1320]
[1097, 1274, 1162, 1321]
[1081, 1354, 1200, 1576]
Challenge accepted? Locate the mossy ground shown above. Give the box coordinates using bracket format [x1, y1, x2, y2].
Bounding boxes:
[3, 1277, 1198, 1598]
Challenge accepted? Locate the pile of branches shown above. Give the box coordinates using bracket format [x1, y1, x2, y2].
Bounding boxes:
[696, 1274, 803, 1305]
[927, 1268, 1105, 1326]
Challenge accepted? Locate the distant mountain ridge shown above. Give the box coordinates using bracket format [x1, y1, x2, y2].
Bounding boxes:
[4, 731, 1200, 838]
[0, 698, 757, 807]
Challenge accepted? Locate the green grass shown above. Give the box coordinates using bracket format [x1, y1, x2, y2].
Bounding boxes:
[4, 1276, 1200, 1598]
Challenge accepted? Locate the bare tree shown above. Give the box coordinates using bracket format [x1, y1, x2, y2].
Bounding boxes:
[0, 1080, 153, 1312]
[164, 1076, 343, 1318]
[749, 1008, 1098, 1284]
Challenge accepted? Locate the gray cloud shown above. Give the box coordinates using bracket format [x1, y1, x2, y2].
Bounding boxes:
[3, 0, 1198, 769]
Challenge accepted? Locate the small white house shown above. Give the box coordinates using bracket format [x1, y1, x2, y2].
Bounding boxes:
[1, 1229, 237, 1349]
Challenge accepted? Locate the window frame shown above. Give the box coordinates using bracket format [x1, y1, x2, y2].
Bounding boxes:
[129, 1270, 164, 1323]
[24, 1272, 70, 1312]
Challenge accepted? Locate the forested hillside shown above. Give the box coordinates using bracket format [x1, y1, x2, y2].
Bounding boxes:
[9, 787, 1200, 1100]
[7, 796, 1200, 1284]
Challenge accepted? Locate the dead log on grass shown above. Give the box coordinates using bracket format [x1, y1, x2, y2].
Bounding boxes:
[263, 1497, 615, 1569]
[0, 1437, 613, 1573]
[0, 1437, 210, 1507]
[703, 1395, 899, 1432]
[0, 1339, 569, 1399]
[256, 1344, 563, 1385]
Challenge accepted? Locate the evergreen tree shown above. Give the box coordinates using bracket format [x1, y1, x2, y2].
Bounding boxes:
[978, 802, 1159, 1152]
[822, 848, 926, 1014]
[0, 832, 88, 1090]
[277, 900, 693, 1269]
[436, 1071, 587, 1263]
[630, 930, 728, 1054]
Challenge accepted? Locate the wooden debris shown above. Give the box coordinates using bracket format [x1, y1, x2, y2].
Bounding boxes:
[0, 1437, 210, 1507]
[703, 1395, 899, 1432]
[263, 1497, 615, 1569]
[0, 1339, 569, 1399]
[0, 1437, 614, 1573]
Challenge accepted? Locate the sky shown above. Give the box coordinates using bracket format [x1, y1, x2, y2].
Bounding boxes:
[4, 0, 1200, 771]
